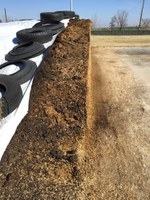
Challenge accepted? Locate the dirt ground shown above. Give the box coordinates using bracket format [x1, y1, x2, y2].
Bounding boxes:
[116, 47, 150, 86]
[78, 44, 150, 199]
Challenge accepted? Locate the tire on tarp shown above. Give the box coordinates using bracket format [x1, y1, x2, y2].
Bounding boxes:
[5, 42, 46, 62]
[51, 26, 65, 35]
[32, 21, 64, 30]
[40, 12, 64, 23]
[75, 15, 80, 19]
[32, 21, 65, 35]
[32, 23, 65, 35]
[54, 11, 76, 19]
[0, 74, 23, 117]
[16, 27, 53, 43]
[0, 60, 37, 85]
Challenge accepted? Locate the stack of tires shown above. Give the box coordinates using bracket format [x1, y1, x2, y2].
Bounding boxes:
[0, 11, 79, 118]
[17, 11, 78, 43]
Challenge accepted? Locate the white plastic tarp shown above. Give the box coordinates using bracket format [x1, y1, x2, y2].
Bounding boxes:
[0, 19, 69, 161]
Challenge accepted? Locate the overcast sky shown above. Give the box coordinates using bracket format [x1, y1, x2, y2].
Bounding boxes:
[0, 0, 150, 27]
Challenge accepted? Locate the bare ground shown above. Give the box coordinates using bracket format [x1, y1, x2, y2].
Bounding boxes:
[78, 46, 150, 199]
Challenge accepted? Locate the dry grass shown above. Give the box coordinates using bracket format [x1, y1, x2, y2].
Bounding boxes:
[91, 35, 150, 47]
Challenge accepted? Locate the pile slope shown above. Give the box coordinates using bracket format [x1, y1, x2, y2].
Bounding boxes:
[0, 19, 91, 199]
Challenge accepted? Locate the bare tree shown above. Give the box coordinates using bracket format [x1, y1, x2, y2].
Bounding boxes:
[110, 10, 128, 31]
[142, 18, 150, 28]
[91, 14, 100, 29]
[109, 15, 117, 30]
[116, 10, 128, 31]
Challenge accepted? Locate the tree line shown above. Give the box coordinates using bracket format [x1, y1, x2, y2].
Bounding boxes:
[92, 0, 149, 30]
[110, 10, 150, 31]
[92, 10, 150, 30]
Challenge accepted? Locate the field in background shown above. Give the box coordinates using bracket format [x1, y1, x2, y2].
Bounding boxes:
[91, 35, 150, 47]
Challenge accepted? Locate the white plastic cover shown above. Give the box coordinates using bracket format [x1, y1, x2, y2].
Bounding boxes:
[0, 19, 69, 160]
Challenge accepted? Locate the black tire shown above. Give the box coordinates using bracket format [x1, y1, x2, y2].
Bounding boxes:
[55, 11, 75, 19]
[40, 12, 64, 23]
[52, 26, 65, 35]
[32, 21, 64, 30]
[32, 22, 65, 35]
[0, 74, 23, 117]
[5, 42, 46, 62]
[0, 60, 37, 85]
[16, 27, 53, 43]
[75, 15, 79, 19]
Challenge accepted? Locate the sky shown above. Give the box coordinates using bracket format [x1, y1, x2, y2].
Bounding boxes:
[0, 0, 150, 27]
